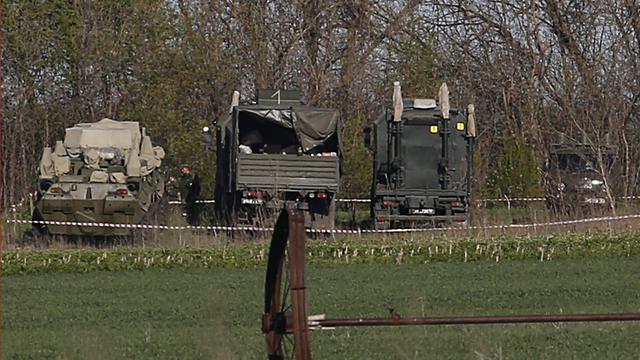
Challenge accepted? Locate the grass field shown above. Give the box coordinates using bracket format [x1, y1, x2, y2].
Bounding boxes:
[4, 257, 640, 359]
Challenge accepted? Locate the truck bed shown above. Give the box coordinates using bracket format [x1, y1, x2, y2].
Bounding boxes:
[236, 153, 339, 192]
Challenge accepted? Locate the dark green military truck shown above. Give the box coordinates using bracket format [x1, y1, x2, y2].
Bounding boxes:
[215, 90, 342, 229]
[365, 83, 476, 229]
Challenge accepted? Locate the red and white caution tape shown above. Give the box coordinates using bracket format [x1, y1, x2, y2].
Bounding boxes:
[336, 198, 371, 203]
[309, 214, 640, 234]
[168, 199, 216, 205]
[336, 197, 546, 203]
[68, 196, 640, 208]
[6, 214, 640, 234]
[12, 194, 640, 211]
[163, 196, 590, 205]
[476, 197, 547, 203]
[7, 219, 274, 232]
[167, 198, 372, 204]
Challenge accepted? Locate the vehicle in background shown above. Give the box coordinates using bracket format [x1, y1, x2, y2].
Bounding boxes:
[30, 118, 165, 238]
[546, 134, 615, 215]
[214, 89, 342, 229]
[364, 82, 476, 229]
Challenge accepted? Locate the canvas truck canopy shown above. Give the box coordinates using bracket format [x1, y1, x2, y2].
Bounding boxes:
[219, 106, 341, 153]
[65, 128, 134, 149]
[56, 118, 165, 177]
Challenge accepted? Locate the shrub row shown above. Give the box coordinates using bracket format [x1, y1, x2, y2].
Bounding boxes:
[3, 232, 640, 275]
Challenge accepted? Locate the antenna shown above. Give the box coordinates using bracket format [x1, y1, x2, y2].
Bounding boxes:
[392, 82, 403, 122]
[439, 83, 450, 119]
[467, 104, 477, 137]
[230, 90, 240, 113]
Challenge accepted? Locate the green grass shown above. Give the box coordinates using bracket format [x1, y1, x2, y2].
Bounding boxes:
[4, 257, 640, 359]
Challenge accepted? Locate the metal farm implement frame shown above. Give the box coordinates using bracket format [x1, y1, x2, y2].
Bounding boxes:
[262, 209, 640, 360]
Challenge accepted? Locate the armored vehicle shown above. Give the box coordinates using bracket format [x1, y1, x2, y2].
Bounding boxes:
[32, 118, 166, 237]
[546, 135, 614, 214]
[365, 82, 476, 229]
[215, 89, 342, 229]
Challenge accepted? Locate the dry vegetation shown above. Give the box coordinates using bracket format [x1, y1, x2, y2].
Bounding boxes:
[3, 0, 640, 206]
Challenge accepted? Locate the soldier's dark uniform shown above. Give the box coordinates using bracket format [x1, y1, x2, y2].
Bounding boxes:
[178, 166, 201, 225]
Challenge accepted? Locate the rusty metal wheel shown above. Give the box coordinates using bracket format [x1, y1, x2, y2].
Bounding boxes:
[263, 209, 311, 360]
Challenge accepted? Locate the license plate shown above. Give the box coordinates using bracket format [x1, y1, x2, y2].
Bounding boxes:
[410, 208, 435, 215]
[584, 197, 606, 204]
[241, 198, 264, 205]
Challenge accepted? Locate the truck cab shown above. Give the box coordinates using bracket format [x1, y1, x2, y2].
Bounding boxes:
[546, 140, 614, 215]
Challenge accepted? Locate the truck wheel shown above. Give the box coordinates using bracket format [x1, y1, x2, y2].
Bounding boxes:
[308, 199, 336, 231]
[374, 220, 390, 231]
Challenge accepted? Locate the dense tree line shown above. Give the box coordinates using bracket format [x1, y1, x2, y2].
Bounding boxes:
[3, 0, 639, 211]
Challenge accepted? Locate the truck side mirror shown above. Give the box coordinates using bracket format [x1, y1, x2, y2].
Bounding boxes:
[363, 127, 372, 150]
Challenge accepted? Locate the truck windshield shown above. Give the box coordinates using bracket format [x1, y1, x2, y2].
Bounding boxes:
[557, 154, 595, 172]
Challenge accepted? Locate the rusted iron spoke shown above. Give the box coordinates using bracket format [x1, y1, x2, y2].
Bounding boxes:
[281, 335, 290, 359]
[313, 313, 640, 328]
[281, 259, 291, 312]
[283, 335, 296, 360]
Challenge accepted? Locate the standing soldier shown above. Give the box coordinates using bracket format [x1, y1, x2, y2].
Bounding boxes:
[178, 164, 201, 225]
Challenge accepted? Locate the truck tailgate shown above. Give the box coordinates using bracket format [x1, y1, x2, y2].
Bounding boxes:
[236, 153, 339, 191]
